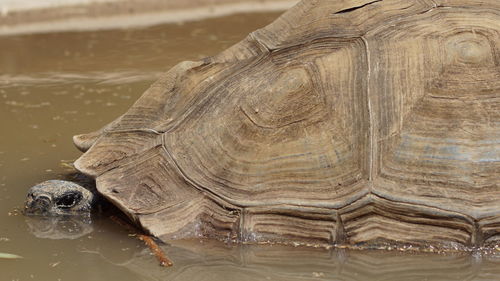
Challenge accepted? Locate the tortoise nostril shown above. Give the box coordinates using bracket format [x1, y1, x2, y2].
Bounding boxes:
[27, 195, 52, 214]
[37, 194, 51, 201]
[34, 195, 52, 206]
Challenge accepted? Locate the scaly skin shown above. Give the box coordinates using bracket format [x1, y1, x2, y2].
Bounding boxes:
[24, 180, 96, 216]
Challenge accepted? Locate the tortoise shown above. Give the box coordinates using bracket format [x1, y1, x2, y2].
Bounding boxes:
[25, 0, 500, 250]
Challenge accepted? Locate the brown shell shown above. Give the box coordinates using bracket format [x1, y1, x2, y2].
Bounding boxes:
[73, 0, 500, 248]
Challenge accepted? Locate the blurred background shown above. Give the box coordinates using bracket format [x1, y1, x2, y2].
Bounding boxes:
[0, 0, 297, 35]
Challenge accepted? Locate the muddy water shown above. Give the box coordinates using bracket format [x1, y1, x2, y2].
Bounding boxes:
[1, 12, 500, 281]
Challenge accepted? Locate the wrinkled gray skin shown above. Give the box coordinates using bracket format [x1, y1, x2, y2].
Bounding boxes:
[24, 180, 96, 216]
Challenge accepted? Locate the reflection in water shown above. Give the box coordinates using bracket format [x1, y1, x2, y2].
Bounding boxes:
[25, 216, 93, 240]
[24, 214, 500, 281]
[84, 240, 500, 281]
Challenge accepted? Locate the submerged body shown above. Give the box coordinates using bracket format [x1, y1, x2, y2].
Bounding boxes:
[27, 0, 500, 250]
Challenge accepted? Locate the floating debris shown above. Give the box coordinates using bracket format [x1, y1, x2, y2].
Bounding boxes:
[49, 261, 61, 267]
[59, 160, 76, 172]
[0, 252, 23, 259]
[8, 207, 22, 216]
[312, 272, 325, 278]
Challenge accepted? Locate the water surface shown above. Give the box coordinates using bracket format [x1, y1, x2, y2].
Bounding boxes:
[1, 12, 500, 281]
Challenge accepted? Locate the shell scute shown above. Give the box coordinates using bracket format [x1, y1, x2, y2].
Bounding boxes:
[74, 0, 500, 247]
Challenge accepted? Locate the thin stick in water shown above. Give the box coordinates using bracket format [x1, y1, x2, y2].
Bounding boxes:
[138, 234, 174, 267]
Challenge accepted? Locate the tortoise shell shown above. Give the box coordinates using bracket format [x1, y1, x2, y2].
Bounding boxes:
[73, 0, 500, 248]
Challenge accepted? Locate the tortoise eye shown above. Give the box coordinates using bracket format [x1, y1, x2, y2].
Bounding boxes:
[56, 192, 82, 209]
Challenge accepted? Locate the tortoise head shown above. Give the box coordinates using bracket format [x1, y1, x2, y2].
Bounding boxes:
[24, 180, 95, 216]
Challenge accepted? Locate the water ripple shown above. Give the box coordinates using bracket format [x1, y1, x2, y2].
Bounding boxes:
[0, 71, 162, 87]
